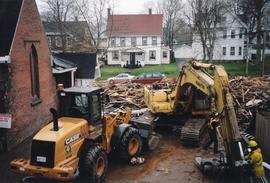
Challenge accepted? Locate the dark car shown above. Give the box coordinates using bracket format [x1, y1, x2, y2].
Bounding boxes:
[132, 72, 165, 84]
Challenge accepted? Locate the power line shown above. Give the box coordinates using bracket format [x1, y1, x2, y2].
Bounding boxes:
[107, 30, 270, 49]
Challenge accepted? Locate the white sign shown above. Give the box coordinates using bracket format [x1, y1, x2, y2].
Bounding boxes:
[0, 114, 11, 129]
[36, 156, 47, 163]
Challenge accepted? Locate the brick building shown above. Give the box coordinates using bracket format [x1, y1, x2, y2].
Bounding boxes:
[43, 21, 93, 53]
[0, 0, 58, 152]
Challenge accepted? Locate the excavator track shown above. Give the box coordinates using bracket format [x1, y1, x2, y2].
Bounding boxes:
[180, 118, 207, 146]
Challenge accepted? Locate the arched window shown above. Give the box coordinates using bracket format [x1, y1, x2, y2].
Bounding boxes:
[29, 45, 40, 99]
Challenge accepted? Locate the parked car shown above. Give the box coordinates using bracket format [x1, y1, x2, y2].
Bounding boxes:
[132, 72, 165, 84]
[107, 73, 134, 84]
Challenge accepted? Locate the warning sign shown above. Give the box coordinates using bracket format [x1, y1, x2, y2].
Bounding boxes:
[0, 114, 11, 129]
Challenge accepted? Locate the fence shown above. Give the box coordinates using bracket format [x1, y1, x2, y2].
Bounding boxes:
[256, 112, 270, 163]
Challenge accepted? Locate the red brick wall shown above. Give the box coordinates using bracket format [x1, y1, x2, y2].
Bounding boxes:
[7, 0, 58, 150]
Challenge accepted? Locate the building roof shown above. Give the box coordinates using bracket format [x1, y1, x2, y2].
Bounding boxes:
[63, 86, 101, 94]
[107, 14, 163, 36]
[0, 0, 23, 56]
[43, 21, 88, 36]
[52, 56, 77, 74]
[54, 53, 97, 79]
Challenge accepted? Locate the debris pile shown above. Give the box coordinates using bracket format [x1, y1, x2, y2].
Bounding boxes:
[95, 81, 146, 113]
[229, 76, 270, 124]
[130, 157, 145, 166]
[94, 78, 176, 114]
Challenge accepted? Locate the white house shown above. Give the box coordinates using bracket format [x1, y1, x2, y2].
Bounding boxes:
[192, 12, 248, 61]
[174, 44, 193, 59]
[106, 10, 170, 68]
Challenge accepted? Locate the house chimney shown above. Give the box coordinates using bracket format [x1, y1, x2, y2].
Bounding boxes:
[107, 8, 111, 16]
[149, 8, 152, 15]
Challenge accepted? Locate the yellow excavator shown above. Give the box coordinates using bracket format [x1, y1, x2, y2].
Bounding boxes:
[10, 86, 157, 182]
[144, 60, 244, 152]
[144, 61, 218, 145]
[145, 61, 266, 179]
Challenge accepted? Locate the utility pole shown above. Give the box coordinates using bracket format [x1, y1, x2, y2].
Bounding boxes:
[262, 31, 266, 76]
[245, 33, 250, 76]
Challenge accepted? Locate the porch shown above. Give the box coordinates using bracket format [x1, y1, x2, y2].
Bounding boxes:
[121, 47, 145, 68]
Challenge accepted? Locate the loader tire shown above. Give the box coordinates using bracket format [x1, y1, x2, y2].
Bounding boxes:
[79, 144, 108, 183]
[119, 127, 142, 162]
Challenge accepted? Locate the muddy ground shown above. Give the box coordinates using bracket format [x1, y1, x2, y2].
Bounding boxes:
[0, 127, 254, 183]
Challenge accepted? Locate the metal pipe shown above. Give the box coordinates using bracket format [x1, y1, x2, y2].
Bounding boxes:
[50, 108, 59, 131]
[238, 141, 244, 160]
[263, 162, 270, 170]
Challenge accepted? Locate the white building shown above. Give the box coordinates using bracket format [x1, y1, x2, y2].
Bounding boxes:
[192, 12, 248, 61]
[106, 10, 170, 67]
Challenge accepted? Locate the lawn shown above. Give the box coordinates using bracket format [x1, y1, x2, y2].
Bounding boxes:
[100, 63, 179, 80]
[222, 61, 270, 76]
[99, 61, 270, 80]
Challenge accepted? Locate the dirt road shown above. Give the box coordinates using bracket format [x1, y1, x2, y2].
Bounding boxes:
[1, 128, 215, 183]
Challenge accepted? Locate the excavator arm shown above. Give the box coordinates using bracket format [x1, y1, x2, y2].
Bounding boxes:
[144, 61, 245, 164]
[193, 61, 243, 164]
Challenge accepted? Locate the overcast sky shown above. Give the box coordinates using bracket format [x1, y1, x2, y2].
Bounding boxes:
[36, 0, 154, 14]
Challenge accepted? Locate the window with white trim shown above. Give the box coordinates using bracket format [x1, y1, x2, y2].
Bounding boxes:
[222, 47, 226, 56]
[66, 36, 72, 46]
[230, 47, 235, 56]
[120, 37, 125, 47]
[56, 36, 63, 47]
[47, 36, 51, 47]
[112, 51, 119, 60]
[239, 47, 242, 56]
[152, 36, 157, 46]
[111, 37, 116, 47]
[163, 51, 168, 58]
[223, 29, 227, 39]
[131, 37, 137, 47]
[149, 50, 156, 60]
[231, 30, 235, 39]
[142, 37, 147, 46]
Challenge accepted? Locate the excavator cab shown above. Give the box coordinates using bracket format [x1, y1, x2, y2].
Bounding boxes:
[59, 87, 102, 126]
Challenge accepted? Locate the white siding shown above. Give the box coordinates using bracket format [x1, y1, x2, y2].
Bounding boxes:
[107, 35, 170, 66]
[192, 12, 247, 61]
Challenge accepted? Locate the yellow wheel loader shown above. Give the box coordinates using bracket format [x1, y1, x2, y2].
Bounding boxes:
[10, 87, 157, 182]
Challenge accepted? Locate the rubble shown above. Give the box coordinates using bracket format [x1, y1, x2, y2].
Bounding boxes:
[130, 157, 146, 166]
[95, 78, 175, 114]
[229, 76, 270, 126]
[95, 76, 270, 131]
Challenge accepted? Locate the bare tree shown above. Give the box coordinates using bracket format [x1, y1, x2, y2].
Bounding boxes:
[187, 0, 225, 62]
[230, 0, 269, 68]
[74, 0, 115, 54]
[42, 0, 74, 50]
[162, 0, 183, 52]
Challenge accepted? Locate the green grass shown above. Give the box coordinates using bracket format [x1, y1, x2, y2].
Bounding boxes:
[221, 61, 270, 76]
[99, 66, 129, 80]
[130, 63, 178, 78]
[100, 63, 179, 80]
[99, 61, 270, 80]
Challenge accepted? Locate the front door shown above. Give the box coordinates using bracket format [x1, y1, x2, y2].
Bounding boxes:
[130, 53, 135, 65]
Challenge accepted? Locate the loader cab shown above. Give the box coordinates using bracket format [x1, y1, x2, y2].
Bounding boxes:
[59, 87, 102, 125]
